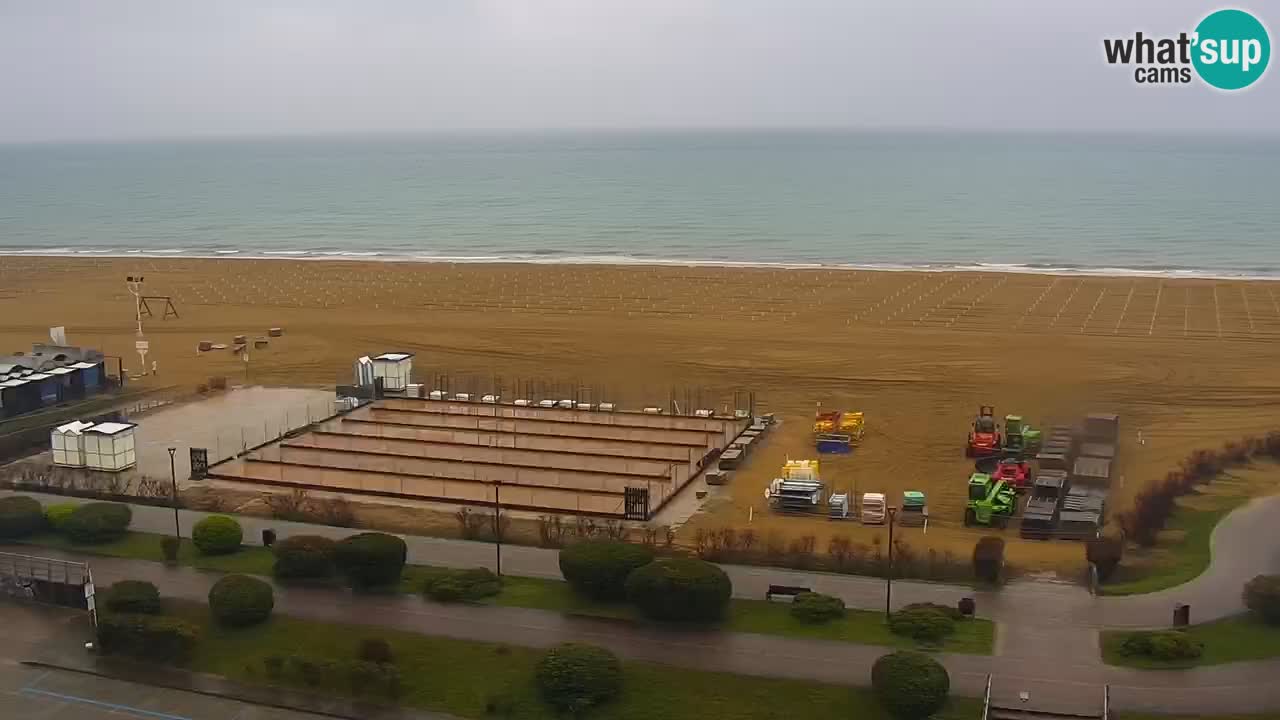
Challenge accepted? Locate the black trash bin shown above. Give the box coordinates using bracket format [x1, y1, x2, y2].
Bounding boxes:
[262, 529, 277, 547]
[1173, 603, 1190, 627]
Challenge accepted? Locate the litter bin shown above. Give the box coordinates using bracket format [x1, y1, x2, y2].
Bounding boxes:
[1173, 603, 1190, 627]
[262, 529, 277, 548]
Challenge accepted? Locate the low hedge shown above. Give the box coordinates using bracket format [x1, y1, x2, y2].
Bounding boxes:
[421, 567, 501, 602]
[0, 496, 45, 539]
[97, 614, 200, 664]
[559, 540, 655, 601]
[103, 580, 161, 615]
[273, 535, 338, 580]
[790, 592, 846, 624]
[192, 515, 243, 556]
[535, 643, 623, 713]
[625, 558, 731, 623]
[62, 502, 132, 544]
[333, 532, 407, 588]
[208, 574, 274, 627]
[871, 651, 950, 720]
[267, 654, 401, 698]
[1118, 630, 1203, 661]
[43, 502, 78, 532]
[888, 607, 955, 644]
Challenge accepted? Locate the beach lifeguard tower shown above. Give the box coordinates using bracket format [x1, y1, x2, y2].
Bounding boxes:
[82, 422, 138, 472]
[370, 352, 414, 392]
[51, 420, 95, 468]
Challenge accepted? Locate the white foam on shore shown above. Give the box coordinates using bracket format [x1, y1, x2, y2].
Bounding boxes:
[2, 248, 1278, 281]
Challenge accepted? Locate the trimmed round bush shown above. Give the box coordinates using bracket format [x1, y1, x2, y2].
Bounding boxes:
[44, 502, 78, 532]
[273, 535, 337, 580]
[790, 592, 845, 624]
[0, 496, 45, 539]
[559, 540, 655, 602]
[1243, 574, 1280, 624]
[103, 580, 161, 615]
[624, 558, 731, 623]
[208, 574, 274, 627]
[62, 502, 131, 544]
[192, 515, 243, 556]
[333, 532, 407, 588]
[871, 651, 951, 720]
[534, 643, 622, 713]
[888, 607, 955, 644]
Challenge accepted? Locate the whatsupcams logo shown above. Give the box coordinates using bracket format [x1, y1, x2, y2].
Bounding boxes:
[1104, 8, 1270, 89]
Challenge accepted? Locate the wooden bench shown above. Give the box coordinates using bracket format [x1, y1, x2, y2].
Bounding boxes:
[765, 584, 811, 601]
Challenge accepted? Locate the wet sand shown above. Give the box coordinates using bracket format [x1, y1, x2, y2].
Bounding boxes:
[3, 256, 1278, 573]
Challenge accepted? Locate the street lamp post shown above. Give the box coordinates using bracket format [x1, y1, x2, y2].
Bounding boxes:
[493, 480, 503, 576]
[885, 506, 899, 621]
[167, 447, 180, 538]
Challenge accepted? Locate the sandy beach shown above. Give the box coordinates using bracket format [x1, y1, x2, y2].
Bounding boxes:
[3, 256, 1278, 572]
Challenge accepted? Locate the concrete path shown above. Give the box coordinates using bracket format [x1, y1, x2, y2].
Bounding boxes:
[6, 490, 1280, 715]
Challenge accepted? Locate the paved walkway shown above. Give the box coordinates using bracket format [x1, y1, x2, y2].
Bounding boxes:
[6, 490, 1280, 715]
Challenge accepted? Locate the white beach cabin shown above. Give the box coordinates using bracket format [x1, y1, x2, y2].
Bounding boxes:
[83, 421, 138, 472]
[51, 420, 95, 467]
[371, 352, 414, 392]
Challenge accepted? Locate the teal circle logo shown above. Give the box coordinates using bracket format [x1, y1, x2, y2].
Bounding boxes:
[1192, 9, 1270, 90]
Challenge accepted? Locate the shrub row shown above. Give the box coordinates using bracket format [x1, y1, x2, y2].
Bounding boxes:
[1119, 434, 1280, 547]
[271, 532, 407, 589]
[103, 580, 161, 615]
[558, 541, 730, 623]
[421, 567, 501, 602]
[96, 613, 200, 663]
[264, 654, 402, 698]
[1117, 630, 1204, 661]
[64, 502, 132, 544]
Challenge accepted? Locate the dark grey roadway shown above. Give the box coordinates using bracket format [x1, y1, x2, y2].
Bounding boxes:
[5, 490, 1280, 715]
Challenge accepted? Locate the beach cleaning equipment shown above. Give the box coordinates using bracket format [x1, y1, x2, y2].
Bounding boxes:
[899, 490, 928, 528]
[991, 457, 1032, 490]
[813, 409, 865, 452]
[1001, 415, 1042, 455]
[860, 492, 887, 524]
[966, 406, 1002, 457]
[764, 460, 824, 512]
[816, 433, 852, 453]
[1020, 470, 1067, 539]
[964, 473, 1015, 527]
[829, 492, 851, 519]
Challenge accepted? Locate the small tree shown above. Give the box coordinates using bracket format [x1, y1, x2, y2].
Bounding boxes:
[1086, 535, 1124, 582]
[559, 540, 655, 602]
[1243, 574, 1280, 624]
[534, 643, 622, 713]
[971, 536, 1005, 584]
[871, 651, 950, 720]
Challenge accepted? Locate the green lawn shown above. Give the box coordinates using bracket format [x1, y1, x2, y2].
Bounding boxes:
[1099, 498, 1247, 597]
[19, 529, 993, 654]
[169, 601, 981, 720]
[485, 573, 994, 654]
[1102, 614, 1280, 669]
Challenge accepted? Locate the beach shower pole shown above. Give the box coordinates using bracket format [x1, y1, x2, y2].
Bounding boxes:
[168, 447, 180, 538]
[885, 506, 898, 621]
[493, 480, 503, 576]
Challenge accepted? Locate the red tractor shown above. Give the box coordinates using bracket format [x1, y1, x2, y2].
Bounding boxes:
[966, 405, 1001, 458]
[991, 457, 1032, 490]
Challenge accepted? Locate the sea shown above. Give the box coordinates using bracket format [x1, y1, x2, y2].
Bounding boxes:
[1, 130, 1277, 278]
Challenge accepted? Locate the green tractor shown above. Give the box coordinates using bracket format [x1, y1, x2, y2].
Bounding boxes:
[1001, 415, 1042, 456]
[965, 472, 1016, 527]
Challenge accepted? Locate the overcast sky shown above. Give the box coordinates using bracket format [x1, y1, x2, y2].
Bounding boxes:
[0, 1, 1275, 142]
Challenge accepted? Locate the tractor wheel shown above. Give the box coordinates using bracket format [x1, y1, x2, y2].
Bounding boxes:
[964, 509, 976, 526]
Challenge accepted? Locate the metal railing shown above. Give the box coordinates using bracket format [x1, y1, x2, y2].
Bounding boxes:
[0, 551, 90, 609]
[981, 674, 993, 720]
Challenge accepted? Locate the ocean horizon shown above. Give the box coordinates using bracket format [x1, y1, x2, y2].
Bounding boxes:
[2, 129, 1278, 279]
